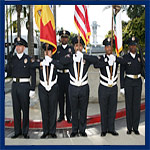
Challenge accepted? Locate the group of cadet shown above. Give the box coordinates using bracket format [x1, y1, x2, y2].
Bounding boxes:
[5, 30, 145, 139]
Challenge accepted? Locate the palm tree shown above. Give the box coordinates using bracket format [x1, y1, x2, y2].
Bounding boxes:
[16, 5, 22, 37]
[6, 5, 9, 56]
[53, 5, 56, 30]
[27, 5, 34, 57]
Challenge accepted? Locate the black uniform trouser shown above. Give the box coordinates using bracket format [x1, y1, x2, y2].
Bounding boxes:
[11, 82, 30, 135]
[38, 83, 58, 134]
[69, 84, 89, 133]
[124, 77, 142, 131]
[57, 73, 71, 119]
[98, 84, 118, 133]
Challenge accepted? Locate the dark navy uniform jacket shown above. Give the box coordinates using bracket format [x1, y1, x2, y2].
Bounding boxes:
[94, 54, 125, 86]
[6, 53, 36, 90]
[120, 52, 145, 89]
[60, 54, 107, 83]
[53, 45, 75, 70]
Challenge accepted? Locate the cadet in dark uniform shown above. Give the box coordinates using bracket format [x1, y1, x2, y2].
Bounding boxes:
[94, 38, 125, 137]
[53, 30, 74, 123]
[60, 36, 107, 137]
[120, 37, 145, 135]
[33, 43, 63, 138]
[5, 37, 36, 139]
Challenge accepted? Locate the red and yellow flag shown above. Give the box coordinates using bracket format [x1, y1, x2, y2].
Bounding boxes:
[34, 5, 57, 54]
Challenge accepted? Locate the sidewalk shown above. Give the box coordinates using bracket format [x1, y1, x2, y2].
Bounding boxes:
[5, 121, 145, 145]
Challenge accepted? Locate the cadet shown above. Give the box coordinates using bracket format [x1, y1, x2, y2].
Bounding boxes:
[120, 36, 145, 135]
[60, 36, 107, 137]
[53, 30, 74, 123]
[33, 43, 63, 138]
[5, 37, 36, 139]
[94, 38, 125, 137]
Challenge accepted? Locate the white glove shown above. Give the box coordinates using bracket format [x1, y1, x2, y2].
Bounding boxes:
[5, 72, 7, 78]
[41, 60, 49, 66]
[73, 52, 83, 63]
[120, 88, 125, 95]
[29, 90, 35, 98]
[109, 54, 116, 62]
[108, 59, 114, 66]
[73, 56, 81, 62]
[45, 55, 52, 63]
[76, 51, 83, 59]
[108, 54, 116, 66]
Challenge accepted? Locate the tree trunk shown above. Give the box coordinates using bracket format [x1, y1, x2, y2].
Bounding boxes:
[6, 5, 9, 58]
[10, 5, 13, 50]
[28, 5, 34, 57]
[16, 5, 22, 37]
[53, 5, 56, 31]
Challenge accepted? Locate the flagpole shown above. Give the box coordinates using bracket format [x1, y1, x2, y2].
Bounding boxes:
[77, 33, 80, 81]
[110, 5, 114, 80]
[46, 43, 49, 85]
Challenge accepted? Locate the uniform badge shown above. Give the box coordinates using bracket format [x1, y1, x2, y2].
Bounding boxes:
[68, 48, 72, 53]
[138, 57, 141, 62]
[127, 62, 131, 65]
[24, 58, 28, 64]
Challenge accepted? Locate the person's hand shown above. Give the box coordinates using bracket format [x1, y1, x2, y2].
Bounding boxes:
[109, 54, 116, 62]
[120, 88, 125, 95]
[5, 72, 7, 78]
[40, 60, 49, 66]
[108, 54, 116, 66]
[29, 90, 35, 98]
[76, 51, 83, 59]
[45, 55, 52, 63]
[73, 51, 83, 62]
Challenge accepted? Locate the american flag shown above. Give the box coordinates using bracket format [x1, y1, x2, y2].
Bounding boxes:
[74, 5, 91, 51]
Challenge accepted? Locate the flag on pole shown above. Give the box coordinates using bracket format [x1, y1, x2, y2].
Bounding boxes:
[74, 5, 91, 52]
[113, 8, 123, 57]
[34, 5, 57, 54]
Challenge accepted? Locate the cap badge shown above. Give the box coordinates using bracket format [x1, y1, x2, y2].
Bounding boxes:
[132, 37, 135, 41]
[63, 30, 66, 35]
[17, 37, 20, 42]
